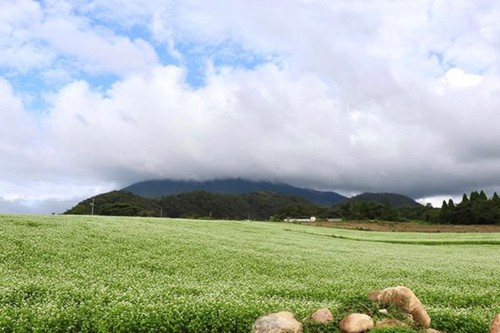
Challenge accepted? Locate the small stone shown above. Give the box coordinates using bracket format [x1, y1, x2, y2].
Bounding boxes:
[252, 311, 303, 333]
[311, 308, 334, 324]
[420, 329, 441, 333]
[338, 313, 374, 333]
[490, 314, 500, 333]
[378, 309, 389, 315]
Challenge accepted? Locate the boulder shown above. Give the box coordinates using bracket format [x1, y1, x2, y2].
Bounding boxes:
[252, 311, 303, 333]
[490, 314, 500, 333]
[369, 286, 431, 328]
[338, 313, 374, 333]
[310, 308, 334, 324]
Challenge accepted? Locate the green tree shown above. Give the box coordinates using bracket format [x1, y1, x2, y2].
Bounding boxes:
[461, 193, 469, 204]
[100, 203, 141, 216]
[448, 198, 455, 208]
[382, 201, 400, 221]
[439, 200, 449, 224]
[479, 190, 488, 201]
[454, 190, 500, 224]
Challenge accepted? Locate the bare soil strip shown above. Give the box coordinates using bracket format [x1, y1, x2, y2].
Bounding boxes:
[304, 220, 500, 233]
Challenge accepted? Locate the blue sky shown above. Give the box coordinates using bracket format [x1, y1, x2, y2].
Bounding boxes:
[1, 1, 265, 107]
[1, 0, 500, 213]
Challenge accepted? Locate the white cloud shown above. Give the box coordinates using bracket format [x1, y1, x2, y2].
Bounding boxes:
[438, 68, 483, 90]
[0, 0, 159, 77]
[0, 0, 52, 71]
[0, 183, 106, 213]
[40, 63, 478, 199]
[38, 17, 159, 76]
[0, 78, 32, 136]
[0, 79, 43, 175]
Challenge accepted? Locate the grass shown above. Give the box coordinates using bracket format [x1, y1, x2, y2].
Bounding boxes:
[0, 214, 499, 332]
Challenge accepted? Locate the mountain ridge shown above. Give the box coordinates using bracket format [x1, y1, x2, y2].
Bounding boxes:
[342, 192, 422, 208]
[122, 178, 347, 206]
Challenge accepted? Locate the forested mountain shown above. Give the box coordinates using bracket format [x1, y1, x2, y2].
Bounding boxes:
[64, 188, 499, 225]
[64, 189, 426, 222]
[158, 191, 321, 220]
[64, 191, 160, 216]
[64, 190, 323, 220]
[122, 179, 347, 206]
[340, 192, 422, 208]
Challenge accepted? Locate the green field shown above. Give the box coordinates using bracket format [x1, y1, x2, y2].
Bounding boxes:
[0, 215, 498, 332]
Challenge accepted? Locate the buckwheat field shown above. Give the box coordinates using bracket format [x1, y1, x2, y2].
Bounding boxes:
[0, 215, 498, 332]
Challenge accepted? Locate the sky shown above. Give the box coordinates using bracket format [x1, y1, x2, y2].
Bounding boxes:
[1, 0, 500, 213]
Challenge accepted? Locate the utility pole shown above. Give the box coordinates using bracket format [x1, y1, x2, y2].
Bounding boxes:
[90, 197, 95, 216]
[160, 208, 162, 218]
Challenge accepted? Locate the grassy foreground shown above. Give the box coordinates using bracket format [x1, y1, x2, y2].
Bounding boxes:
[0, 215, 498, 332]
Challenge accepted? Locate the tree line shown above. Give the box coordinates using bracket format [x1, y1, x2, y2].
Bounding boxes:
[65, 190, 428, 222]
[439, 190, 500, 224]
[64, 190, 500, 225]
[65, 190, 319, 220]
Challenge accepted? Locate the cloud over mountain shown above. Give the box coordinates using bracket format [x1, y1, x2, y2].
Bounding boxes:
[1, 0, 500, 212]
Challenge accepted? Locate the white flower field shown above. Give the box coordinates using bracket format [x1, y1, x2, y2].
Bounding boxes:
[0, 215, 498, 332]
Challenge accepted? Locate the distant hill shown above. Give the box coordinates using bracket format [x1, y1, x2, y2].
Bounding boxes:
[64, 190, 324, 220]
[158, 191, 319, 220]
[344, 192, 422, 208]
[122, 179, 347, 206]
[64, 190, 160, 216]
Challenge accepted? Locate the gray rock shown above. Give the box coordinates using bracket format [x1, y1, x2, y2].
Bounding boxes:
[252, 311, 303, 333]
[311, 308, 334, 324]
[338, 313, 374, 333]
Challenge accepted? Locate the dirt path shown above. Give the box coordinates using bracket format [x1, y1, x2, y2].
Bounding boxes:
[304, 220, 500, 233]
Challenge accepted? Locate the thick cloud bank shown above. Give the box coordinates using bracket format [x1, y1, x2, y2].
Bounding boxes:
[1, 0, 500, 212]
